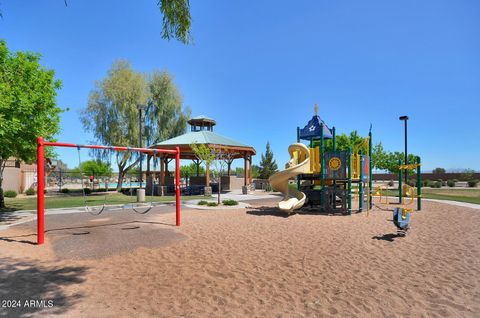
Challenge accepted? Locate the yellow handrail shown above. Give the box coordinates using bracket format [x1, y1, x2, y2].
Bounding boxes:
[373, 185, 389, 207]
[402, 184, 415, 206]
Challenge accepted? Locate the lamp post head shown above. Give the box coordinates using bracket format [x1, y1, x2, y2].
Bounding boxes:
[399, 115, 409, 121]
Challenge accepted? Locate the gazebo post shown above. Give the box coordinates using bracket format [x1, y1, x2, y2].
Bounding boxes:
[160, 156, 165, 185]
[249, 155, 252, 184]
[146, 154, 152, 192]
[195, 159, 200, 176]
[146, 154, 151, 176]
[244, 154, 248, 186]
[205, 163, 210, 186]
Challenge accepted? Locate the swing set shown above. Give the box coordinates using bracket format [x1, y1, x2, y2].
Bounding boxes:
[76, 147, 161, 215]
[36, 137, 181, 245]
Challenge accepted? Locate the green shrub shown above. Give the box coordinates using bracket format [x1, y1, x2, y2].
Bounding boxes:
[83, 188, 92, 195]
[407, 179, 416, 187]
[4, 190, 17, 198]
[198, 200, 209, 205]
[207, 202, 218, 207]
[60, 188, 70, 193]
[432, 181, 442, 188]
[467, 179, 479, 188]
[265, 184, 273, 192]
[25, 187, 36, 195]
[423, 180, 431, 187]
[387, 180, 394, 187]
[222, 199, 239, 206]
[447, 180, 456, 187]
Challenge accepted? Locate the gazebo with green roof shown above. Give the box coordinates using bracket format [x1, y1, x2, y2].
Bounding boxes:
[146, 115, 256, 191]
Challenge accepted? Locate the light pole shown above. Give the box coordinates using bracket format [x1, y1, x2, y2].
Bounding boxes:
[137, 104, 147, 188]
[399, 115, 409, 184]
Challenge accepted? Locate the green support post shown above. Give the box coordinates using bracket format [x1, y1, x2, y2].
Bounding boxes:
[359, 151, 364, 212]
[398, 159, 403, 204]
[320, 123, 325, 212]
[347, 147, 352, 215]
[332, 126, 336, 209]
[297, 126, 301, 191]
[368, 131, 373, 210]
[332, 126, 337, 200]
[417, 156, 422, 211]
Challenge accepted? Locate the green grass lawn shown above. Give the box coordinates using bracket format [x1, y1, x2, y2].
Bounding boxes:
[2, 193, 210, 212]
[368, 187, 480, 204]
[420, 188, 480, 204]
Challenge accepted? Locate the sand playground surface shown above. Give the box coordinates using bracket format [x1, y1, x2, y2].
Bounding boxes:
[0, 199, 479, 317]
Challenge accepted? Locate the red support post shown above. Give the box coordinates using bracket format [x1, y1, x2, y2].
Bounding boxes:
[37, 137, 45, 245]
[175, 147, 181, 226]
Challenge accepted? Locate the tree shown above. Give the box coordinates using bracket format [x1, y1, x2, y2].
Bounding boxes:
[0, 40, 62, 208]
[258, 142, 278, 179]
[158, 0, 192, 44]
[372, 142, 389, 171]
[317, 130, 367, 153]
[432, 167, 446, 174]
[236, 165, 260, 178]
[210, 148, 231, 204]
[81, 60, 148, 190]
[180, 162, 205, 178]
[145, 71, 191, 146]
[190, 143, 236, 204]
[1, 1, 192, 44]
[81, 61, 189, 190]
[71, 160, 113, 178]
[252, 164, 260, 178]
[372, 148, 418, 174]
[235, 167, 244, 176]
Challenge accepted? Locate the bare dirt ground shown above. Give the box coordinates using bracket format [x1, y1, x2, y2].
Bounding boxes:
[1, 199, 479, 317]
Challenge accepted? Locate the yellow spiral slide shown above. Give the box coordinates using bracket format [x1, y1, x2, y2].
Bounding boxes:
[268, 143, 310, 213]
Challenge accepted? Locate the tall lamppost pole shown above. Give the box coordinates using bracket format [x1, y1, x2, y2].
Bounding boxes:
[399, 115, 409, 184]
[138, 104, 147, 188]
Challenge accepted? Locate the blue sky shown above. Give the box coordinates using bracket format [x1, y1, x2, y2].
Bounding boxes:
[1, 0, 479, 172]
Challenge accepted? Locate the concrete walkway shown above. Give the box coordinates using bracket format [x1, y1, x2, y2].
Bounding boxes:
[423, 198, 480, 210]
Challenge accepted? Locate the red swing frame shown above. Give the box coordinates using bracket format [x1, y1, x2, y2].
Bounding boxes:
[36, 137, 181, 245]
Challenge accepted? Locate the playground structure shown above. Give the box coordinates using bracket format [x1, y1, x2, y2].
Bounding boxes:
[36, 137, 182, 245]
[269, 106, 423, 223]
[269, 106, 373, 215]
